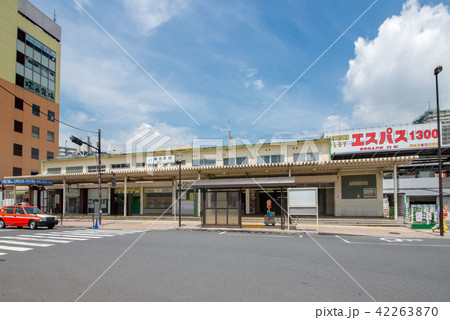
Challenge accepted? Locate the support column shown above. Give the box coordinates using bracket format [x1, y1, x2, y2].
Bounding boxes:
[140, 186, 144, 215]
[172, 179, 177, 220]
[62, 178, 66, 216]
[123, 175, 127, 217]
[245, 189, 250, 214]
[13, 186, 17, 204]
[394, 165, 398, 220]
[108, 185, 111, 216]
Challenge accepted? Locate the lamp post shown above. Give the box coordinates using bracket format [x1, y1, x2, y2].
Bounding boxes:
[175, 152, 182, 227]
[434, 65, 444, 236]
[70, 129, 102, 225]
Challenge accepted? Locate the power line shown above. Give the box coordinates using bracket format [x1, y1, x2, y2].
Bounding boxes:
[0, 83, 97, 134]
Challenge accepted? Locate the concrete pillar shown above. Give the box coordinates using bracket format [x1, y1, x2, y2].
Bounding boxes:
[108, 185, 111, 215]
[62, 178, 66, 215]
[13, 186, 17, 204]
[173, 179, 177, 220]
[394, 165, 398, 220]
[123, 175, 127, 217]
[245, 189, 250, 214]
[140, 186, 144, 215]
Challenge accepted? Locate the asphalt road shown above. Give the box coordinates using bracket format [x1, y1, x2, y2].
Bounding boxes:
[0, 227, 449, 302]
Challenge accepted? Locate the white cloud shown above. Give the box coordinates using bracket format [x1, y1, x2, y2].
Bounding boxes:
[343, 0, 450, 126]
[321, 115, 351, 133]
[123, 0, 189, 33]
[241, 67, 264, 90]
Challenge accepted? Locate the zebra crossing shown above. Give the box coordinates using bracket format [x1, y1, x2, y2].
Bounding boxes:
[0, 229, 144, 257]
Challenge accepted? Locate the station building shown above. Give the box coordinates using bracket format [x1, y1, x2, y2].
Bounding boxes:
[1, 138, 414, 227]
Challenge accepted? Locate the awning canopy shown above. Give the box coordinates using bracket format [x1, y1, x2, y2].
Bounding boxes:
[191, 176, 296, 189]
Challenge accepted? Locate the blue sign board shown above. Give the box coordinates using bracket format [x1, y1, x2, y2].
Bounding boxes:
[0, 179, 53, 185]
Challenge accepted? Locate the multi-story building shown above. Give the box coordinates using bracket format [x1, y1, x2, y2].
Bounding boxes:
[0, 0, 61, 180]
[413, 108, 450, 145]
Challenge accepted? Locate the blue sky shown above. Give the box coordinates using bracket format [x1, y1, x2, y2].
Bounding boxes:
[29, 0, 450, 151]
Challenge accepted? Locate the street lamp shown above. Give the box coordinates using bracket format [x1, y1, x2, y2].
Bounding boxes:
[434, 65, 444, 236]
[175, 152, 182, 227]
[70, 129, 102, 225]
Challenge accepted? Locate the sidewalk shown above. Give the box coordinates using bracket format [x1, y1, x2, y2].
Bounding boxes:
[56, 216, 450, 239]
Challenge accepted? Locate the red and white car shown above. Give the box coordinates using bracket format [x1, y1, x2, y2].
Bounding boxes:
[0, 205, 59, 229]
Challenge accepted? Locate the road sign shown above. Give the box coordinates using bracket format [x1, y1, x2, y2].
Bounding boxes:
[266, 199, 271, 209]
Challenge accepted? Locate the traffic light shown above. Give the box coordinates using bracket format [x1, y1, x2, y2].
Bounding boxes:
[69, 135, 84, 146]
[111, 173, 116, 187]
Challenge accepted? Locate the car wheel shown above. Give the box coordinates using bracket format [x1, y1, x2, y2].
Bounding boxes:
[48, 225, 54, 229]
[0, 219, 5, 228]
[29, 220, 37, 230]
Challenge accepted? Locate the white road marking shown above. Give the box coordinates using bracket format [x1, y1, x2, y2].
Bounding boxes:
[335, 235, 351, 243]
[380, 238, 423, 243]
[220, 233, 294, 238]
[39, 233, 103, 239]
[0, 252, 7, 256]
[0, 245, 33, 252]
[335, 235, 450, 247]
[219, 231, 226, 234]
[1, 236, 72, 244]
[0, 240, 53, 247]
[19, 235, 89, 241]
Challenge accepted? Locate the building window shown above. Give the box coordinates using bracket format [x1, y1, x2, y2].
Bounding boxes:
[294, 152, 320, 163]
[192, 159, 216, 167]
[14, 120, 23, 133]
[30, 170, 39, 175]
[136, 162, 145, 168]
[15, 97, 23, 110]
[87, 165, 106, 173]
[13, 143, 22, 156]
[32, 104, 40, 116]
[111, 163, 130, 169]
[223, 157, 248, 166]
[47, 130, 55, 142]
[16, 74, 24, 87]
[17, 30, 56, 102]
[257, 155, 284, 164]
[32, 126, 40, 138]
[31, 147, 39, 160]
[48, 110, 55, 122]
[16, 51, 25, 65]
[47, 167, 61, 174]
[47, 151, 54, 159]
[13, 167, 22, 176]
[66, 166, 83, 174]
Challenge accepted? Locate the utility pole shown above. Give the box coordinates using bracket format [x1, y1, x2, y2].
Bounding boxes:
[98, 129, 102, 225]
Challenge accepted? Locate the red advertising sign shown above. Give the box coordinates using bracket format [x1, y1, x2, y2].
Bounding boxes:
[323, 123, 441, 154]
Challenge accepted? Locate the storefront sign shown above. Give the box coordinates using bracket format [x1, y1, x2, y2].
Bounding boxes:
[144, 188, 172, 193]
[115, 188, 140, 194]
[146, 155, 175, 165]
[323, 123, 441, 154]
[1, 179, 53, 185]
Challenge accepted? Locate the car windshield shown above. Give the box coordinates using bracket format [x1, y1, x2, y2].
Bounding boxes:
[24, 207, 44, 215]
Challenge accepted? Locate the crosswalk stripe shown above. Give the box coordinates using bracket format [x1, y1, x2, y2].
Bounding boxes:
[0, 236, 72, 244]
[0, 245, 33, 252]
[0, 240, 53, 247]
[19, 235, 89, 241]
[43, 233, 104, 239]
[62, 233, 115, 237]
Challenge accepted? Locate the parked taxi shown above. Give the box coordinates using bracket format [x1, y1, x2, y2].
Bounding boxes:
[0, 204, 59, 229]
